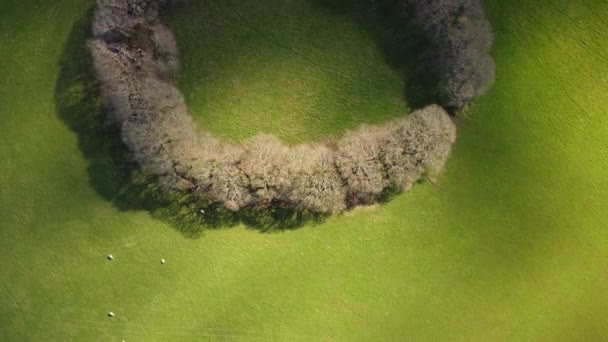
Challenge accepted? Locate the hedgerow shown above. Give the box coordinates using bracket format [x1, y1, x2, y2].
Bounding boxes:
[87, 0, 490, 214]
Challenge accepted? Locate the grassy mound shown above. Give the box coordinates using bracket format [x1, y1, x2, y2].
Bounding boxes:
[1, 0, 608, 340]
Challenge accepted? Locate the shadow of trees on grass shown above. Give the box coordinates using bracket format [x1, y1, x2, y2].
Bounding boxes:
[55, 11, 328, 238]
[310, 0, 441, 109]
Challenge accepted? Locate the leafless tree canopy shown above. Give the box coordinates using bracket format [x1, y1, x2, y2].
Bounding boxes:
[404, 0, 495, 110]
[88, 0, 468, 214]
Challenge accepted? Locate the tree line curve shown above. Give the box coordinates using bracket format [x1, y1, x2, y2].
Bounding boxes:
[87, 0, 494, 215]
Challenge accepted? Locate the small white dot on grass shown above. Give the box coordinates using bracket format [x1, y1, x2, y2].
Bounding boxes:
[108, 311, 115, 317]
[161, 258, 165, 264]
[107, 254, 113, 260]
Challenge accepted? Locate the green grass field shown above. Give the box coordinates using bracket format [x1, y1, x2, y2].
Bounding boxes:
[1, 0, 608, 340]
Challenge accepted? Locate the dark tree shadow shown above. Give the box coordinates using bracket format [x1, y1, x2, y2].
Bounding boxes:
[54, 10, 328, 238]
[309, 0, 441, 109]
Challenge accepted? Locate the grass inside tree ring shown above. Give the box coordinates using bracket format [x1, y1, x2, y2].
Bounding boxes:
[166, 0, 414, 144]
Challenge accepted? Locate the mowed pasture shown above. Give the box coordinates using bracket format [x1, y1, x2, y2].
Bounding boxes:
[1, 0, 608, 340]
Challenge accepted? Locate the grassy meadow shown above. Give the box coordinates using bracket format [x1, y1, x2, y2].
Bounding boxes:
[1, 0, 608, 340]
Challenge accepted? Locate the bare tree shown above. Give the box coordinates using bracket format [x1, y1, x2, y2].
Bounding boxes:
[284, 143, 346, 213]
[335, 125, 388, 206]
[239, 134, 290, 206]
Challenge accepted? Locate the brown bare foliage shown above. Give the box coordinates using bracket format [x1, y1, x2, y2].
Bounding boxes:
[88, 0, 461, 215]
[335, 125, 388, 206]
[284, 144, 347, 213]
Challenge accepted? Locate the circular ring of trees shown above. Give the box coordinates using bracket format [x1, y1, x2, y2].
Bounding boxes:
[88, 0, 494, 214]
